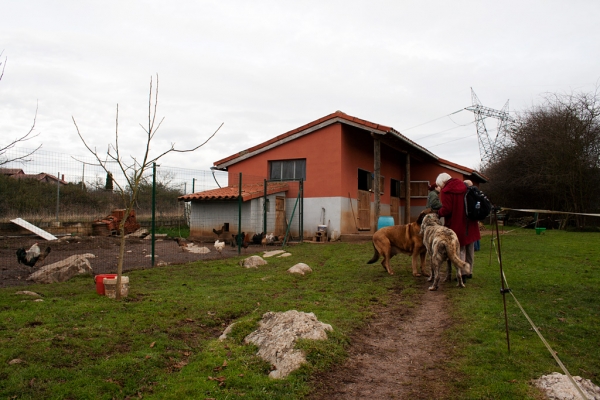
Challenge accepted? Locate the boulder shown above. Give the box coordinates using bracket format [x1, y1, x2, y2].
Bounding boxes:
[533, 372, 600, 400]
[185, 243, 211, 254]
[240, 256, 267, 268]
[263, 250, 285, 258]
[15, 291, 42, 297]
[244, 310, 333, 379]
[287, 263, 312, 275]
[126, 228, 149, 238]
[27, 254, 95, 284]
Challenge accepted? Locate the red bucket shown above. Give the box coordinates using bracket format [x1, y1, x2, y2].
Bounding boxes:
[95, 274, 117, 295]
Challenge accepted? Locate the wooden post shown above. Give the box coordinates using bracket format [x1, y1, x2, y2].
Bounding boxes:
[373, 137, 381, 231]
[404, 154, 411, 223]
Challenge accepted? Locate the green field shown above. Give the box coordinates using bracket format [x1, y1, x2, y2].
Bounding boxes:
[0, 228, 598, 399]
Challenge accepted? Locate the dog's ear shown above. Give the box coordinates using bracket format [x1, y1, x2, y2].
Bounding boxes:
[417, 208, 432, 225]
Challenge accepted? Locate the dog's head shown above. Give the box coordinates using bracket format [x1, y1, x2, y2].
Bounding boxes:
[416, 208, 433, 225]
[419, 213, 442, 235]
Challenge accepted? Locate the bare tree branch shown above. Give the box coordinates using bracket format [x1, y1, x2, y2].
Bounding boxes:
[73, 74, 222, 299]
[0, 54, 42, 166]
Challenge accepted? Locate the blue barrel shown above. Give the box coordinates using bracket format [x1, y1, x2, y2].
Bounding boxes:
[377, 216, 395, 230]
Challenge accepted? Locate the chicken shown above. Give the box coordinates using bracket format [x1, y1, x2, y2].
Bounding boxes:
[231, 232, 245, 247]
[252, 232, 264, 245]
[242, 233, 251, 250]
[214, 240, 225, 255]
[16, 243, 51, 268]
[213, 224, 226, 236]
[264, 233, 280, 246]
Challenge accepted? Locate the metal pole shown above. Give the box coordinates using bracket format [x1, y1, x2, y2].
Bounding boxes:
[152, 163, 156, 267]
[56, 171, 60, 222]
[192, 178, 195, 193]
[300, 179, 304, 242]
[238, 172, 242, 255]
[263, 179, 267, 235]
[494, 210, 511, 353]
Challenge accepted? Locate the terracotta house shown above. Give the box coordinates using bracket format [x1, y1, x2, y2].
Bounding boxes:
[180, 111, 487, 240]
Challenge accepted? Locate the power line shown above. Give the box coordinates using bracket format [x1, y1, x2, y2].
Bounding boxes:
[413, 121, 475, 141]
[400, 109, 466, 131]
[425, 133, 478, 148]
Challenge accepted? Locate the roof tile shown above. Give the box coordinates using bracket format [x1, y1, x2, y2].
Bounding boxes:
[178, 181, 289, 202]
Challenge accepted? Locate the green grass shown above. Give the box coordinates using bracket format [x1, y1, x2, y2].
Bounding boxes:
[0, 243, 421, 399]
[1, 230, 598, 399]
[154, 225, 190, 238]
[446, 228, 600, 399]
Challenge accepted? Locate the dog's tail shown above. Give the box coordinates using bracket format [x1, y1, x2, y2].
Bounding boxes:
[367, 243, 379, 264]
[447, 246, 470, 275]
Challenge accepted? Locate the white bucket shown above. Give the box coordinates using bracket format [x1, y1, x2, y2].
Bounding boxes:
[103, 276, 129, 299]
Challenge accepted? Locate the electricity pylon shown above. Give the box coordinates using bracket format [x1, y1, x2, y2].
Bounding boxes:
[465, 88, 513, 168]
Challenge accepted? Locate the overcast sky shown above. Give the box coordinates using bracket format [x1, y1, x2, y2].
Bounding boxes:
[2, 0, 599, 175]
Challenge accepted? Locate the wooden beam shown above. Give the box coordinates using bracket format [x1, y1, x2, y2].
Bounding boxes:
[373, 137, 381, 231]
[404, 154, 411, 223]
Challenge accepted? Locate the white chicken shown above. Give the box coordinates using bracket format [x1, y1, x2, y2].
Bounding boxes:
[214, 240, 225, 255]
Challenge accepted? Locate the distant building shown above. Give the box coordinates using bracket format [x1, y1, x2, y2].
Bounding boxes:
[0, 168, 67, 185]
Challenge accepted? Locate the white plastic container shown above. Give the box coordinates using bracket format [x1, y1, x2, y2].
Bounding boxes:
[103, 276, 129, 299]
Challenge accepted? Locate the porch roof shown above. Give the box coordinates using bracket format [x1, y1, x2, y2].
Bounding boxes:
[178, 181, 289, 202]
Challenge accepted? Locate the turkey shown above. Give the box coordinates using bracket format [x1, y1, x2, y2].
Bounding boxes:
[16, 243, 51, 268]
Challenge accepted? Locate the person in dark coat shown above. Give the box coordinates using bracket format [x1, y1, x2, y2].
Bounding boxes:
[435, 173, 480, 279]
[426, 183, 442, 211]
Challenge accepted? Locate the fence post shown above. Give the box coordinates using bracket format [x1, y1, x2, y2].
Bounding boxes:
[238, 172, 242, 255]
[263, 179, 267, 235]
[300, 179, 304, 242]
[151, 163, 156, 267]
[56, 171, 60, 222]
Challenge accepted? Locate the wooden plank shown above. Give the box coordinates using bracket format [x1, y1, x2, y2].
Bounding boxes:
[10, 218, 58, 241]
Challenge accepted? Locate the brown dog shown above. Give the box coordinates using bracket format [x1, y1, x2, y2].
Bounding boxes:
[367, 209, 431, 276]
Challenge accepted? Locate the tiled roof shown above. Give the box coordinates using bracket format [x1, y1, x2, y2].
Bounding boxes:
[0, 168, 25, 175]
[178, 181, 289, 202]
[211, 110, 486, 182]
[438, 158, 489, 182]
[212, 110, 437, 169]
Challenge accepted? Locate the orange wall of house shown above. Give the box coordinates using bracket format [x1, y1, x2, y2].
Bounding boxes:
[226, 124, 343, 198]
[340, 125, 404, 204]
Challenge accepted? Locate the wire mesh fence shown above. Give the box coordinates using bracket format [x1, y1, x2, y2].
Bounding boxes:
[0, 148, 303, 288]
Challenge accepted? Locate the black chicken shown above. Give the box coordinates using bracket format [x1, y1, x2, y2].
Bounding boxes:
[16, 243, 51, 268]
[252, 232, 265, 245]
[213, 224, 226, 236]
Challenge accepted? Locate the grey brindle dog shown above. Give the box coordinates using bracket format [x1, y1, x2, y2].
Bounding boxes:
[419, 213, 471, 290]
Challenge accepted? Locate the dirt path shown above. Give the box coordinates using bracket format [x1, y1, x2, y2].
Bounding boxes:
[309, 279, 459, 399]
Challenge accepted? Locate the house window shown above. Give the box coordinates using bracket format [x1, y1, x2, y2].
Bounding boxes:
[269, 159, 306, 181]
[398, 181, 429, 198]
[358, 169, 384, 193]
[391, 179, 401, 197]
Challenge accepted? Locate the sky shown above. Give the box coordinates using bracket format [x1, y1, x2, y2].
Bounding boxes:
[1, 0, 599, 177]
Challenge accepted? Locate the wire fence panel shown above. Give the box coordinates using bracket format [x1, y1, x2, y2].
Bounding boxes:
[0, 148, 303, 288]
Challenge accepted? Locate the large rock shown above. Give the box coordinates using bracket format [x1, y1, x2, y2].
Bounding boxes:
[239, 256, 267, 268]
[287, 263, 312, 275]
[533, 372, 600, 400]
[244, 310, 333, 379]
[27, 254, 95, 284]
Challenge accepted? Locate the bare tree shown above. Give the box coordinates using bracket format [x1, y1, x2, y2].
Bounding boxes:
[73, 75, 222, 299]
[484, 88, 600, 228]
[0, 53, 42, 166]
